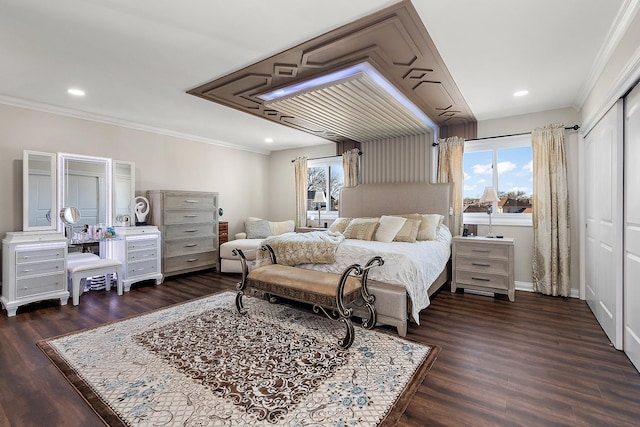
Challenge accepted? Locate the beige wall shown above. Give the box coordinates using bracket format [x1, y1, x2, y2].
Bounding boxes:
[0, 103, 271, 258]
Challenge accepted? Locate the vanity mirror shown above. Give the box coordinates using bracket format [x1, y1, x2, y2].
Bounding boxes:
[57, 153, 112, 233]
[23, 150, 57, 231]
[113, 161, 135, 224]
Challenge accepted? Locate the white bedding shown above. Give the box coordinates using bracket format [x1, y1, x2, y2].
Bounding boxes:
[296, 225, 452, 324]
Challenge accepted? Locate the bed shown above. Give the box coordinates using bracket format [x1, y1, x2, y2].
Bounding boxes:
[264, 182, 453, 337]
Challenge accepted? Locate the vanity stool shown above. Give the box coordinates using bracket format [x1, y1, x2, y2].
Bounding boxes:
[67, 253, 123, 306]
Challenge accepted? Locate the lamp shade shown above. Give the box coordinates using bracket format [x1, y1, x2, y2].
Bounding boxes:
[480, 186, 499, 203]
[313, 191, 327, 203]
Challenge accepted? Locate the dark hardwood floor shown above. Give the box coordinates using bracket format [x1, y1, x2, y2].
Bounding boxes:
[1, 271, 638, 426]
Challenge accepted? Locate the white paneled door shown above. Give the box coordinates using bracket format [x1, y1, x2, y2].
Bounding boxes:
[624, 83, 640, 370]
[584, 99, 624, 350]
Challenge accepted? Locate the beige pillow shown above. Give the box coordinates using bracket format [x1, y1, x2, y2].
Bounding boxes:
[269, 220, 295, 235]
[393, 218, 421, 243]
[416, 214, 444, 241]
[343, 218, 380, 241]
[374, 215, 407, 242]
[329, 217, 352, 233]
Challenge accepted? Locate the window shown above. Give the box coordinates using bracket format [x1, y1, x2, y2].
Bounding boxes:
[307, 156, 344, 223]
[463, 134, 533, 225]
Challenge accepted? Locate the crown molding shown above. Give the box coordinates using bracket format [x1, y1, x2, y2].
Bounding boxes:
[0, 95, 271, 156]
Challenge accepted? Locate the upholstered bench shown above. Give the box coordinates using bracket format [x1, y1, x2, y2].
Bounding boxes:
[67, 253, 123, 306]
[234, 245, 383, 349]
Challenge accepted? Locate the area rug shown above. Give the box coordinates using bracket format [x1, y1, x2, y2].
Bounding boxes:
[38, 291, 439, 426]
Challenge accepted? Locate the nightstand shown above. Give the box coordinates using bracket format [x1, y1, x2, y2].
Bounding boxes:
[452, 236, 515, 301]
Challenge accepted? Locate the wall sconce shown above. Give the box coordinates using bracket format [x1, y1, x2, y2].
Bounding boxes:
[480, 186, 499, 237]
[313, 191, 327, 227]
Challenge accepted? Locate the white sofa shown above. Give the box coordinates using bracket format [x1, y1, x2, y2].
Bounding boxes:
[220, 217, 295, 273]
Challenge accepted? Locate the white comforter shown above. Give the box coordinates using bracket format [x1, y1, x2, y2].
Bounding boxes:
[296, 225, 452, 324]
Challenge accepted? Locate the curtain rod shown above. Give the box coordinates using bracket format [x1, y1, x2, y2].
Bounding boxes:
[431, 124, 580, 146]
[291, 151, 362, 163]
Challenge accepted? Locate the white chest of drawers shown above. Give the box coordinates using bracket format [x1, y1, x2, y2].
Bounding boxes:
[452, 236, 515, 301]
[147, 190, 219, 277]
[100, 226, 163, 291]
[2, 231, 69, 316]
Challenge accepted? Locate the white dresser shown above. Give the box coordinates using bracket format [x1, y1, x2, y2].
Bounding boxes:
[147, 190, 219, 277]
[1, 231, 69, 316]
[100, 226, 163, 292]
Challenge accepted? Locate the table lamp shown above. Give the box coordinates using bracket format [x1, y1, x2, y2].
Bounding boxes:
[313, 191, 327, 227]
[480, 186, 499, 237]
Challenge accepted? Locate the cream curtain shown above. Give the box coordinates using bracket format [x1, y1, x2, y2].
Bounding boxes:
[436, 136, 465, 236]
[293, 157, 308, 228]
[532, 124, 570, 296]
[342, 148, 360, 187]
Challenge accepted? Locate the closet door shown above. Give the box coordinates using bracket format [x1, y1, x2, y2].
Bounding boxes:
[584, 99, 624, 350]
[624, 83, 640, 370]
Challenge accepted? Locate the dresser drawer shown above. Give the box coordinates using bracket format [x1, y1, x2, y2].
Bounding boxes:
[164, 211, 214, 225]
[127, 248, 158, 263]
[127, 259, 160, 278]
[455, 256, 509, 275]
[127, 238, 158, 252]
[16, 259, 65, 278]
[455, 270, 509, 291]
[16, 247, 65, 264]
[164, 223, 214, 240]
[164, 237, 215, 257]
[455, 242, 510, 259]
[164, 251, 218, 274]
[164, 193, 216, 210]
[16, 273, 66, 298]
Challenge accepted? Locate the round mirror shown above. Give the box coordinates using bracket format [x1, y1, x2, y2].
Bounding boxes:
[60, 206, 81, 225]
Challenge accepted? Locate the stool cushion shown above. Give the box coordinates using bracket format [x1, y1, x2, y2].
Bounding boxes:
[69, 259, 122, 274]
[67, 253, 100, 269]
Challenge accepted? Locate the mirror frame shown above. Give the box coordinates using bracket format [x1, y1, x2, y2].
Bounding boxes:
[113, 160, 136, 222]
[23, 150, 57, 231]
[57, 153, 112, 233]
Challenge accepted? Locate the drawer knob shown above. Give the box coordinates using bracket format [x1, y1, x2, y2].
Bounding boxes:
[187, 258, 199, 262]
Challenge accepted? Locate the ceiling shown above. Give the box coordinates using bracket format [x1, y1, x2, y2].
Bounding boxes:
[0, 0, 630, 154]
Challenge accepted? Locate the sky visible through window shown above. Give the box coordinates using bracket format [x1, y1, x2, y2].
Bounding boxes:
[463, 146, 533, 199]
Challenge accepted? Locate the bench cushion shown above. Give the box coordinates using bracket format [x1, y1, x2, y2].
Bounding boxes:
[247, 264, 361, 308]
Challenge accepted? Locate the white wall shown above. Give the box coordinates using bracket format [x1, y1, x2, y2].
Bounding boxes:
[0, 103, 271, 258]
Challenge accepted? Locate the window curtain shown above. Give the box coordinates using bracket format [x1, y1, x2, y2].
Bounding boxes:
[436, 136, 464, 236]
[531, 124, 570, 296]
[342, 148, 360, 187]
[293, 156, 308, 228]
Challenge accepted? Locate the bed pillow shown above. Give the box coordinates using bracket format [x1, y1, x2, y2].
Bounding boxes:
[269, 219, 295, 235]
[416, 214, 445, 241]
[245, 219, 272, 239]
[343, 218, 379, 241]
[374, 215, 407, 242]
[393, 218, 421, 243]
[329, 217, 352, 234]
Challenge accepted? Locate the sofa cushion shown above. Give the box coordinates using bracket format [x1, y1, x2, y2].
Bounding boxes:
[219, 239, 264, 260]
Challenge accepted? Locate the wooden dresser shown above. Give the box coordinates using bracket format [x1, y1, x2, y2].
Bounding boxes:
[147, 190, 219, 277]
[452, 236, 515, 301]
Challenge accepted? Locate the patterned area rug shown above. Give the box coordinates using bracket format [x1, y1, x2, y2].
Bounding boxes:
[38, 291, 439, 426]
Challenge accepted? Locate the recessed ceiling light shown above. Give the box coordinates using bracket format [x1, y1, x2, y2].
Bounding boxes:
[264, 138, 273, 143]
[513, 90, 529, 97]
[67, 88, 85, 97]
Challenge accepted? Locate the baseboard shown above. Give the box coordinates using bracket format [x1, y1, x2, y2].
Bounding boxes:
[516, 281, 579, 298]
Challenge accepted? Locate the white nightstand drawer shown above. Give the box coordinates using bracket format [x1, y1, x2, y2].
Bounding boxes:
[455, 270, 510, 291]
[127, 239, 157, 252]
[16, 248, 65, 264]
[127, 248, 158, 263]
[455, 242, 510, 259]
[127, 259, 159, 278]
[455, 256, 509, 276]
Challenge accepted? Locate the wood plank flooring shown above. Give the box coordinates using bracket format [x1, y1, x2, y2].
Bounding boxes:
[0, 271, 638, 426]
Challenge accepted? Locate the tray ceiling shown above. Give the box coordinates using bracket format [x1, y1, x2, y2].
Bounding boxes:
[188, 0, 477, 144]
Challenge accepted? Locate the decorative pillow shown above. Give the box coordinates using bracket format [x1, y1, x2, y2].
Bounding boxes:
[374, 215, 407, 242]
[393, 218, 421, 243]
[245, 219, 272, 239]
[416, 214, 445, 241]
[343, 218, 380, 241]
[328, 217, 352, 234]
[269, 220, 295, 235]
